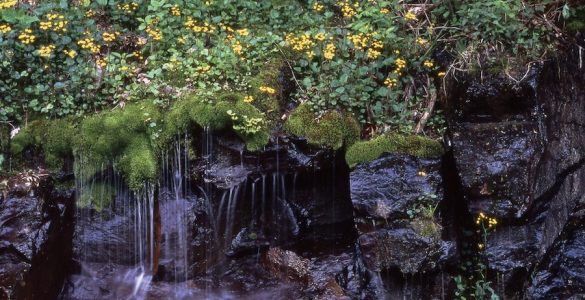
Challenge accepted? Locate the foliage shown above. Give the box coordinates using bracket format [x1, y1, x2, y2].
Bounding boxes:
[285, 104, 360, 150]
[78, 182, 116, 211]
[345, 133, 443, 168]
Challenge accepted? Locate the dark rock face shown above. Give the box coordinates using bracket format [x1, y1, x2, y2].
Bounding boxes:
[350, 154, 443, 231]
[348, 153, 455, 298]
[527, 204, 585, 299]
[446, 46, 585, 298]
[0, 175, 74, 300]
[358, 227, 453, 275]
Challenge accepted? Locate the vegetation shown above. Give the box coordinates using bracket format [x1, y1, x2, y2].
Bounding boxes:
[345, 133, 443, 167]
[285, 104, 360, 150]
[1, 0, 581, 179]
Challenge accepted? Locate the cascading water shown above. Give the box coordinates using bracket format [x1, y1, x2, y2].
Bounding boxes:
[63, 155, 157, 299]
[61, 127, 355, 299]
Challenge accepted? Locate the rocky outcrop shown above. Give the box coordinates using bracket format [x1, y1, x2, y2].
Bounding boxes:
[446, 45, 585, 298]
[348, 153, 456, 298]
[0, 172, 74, 300]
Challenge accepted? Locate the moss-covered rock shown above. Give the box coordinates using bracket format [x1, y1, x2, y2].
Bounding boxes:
[249, 59, 283, 122]
[285, 104, 360, 150]
[345, 134, 444, 168]
[163, 92, 270, 151]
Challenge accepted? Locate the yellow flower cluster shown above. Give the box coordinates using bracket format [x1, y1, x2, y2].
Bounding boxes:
[339, 0, 358, 18]
[367, 49, 381, 60]
[0, 23, 11, 35]
[314, 32, 327, 41]
[423, 59, 434, 68]
[18, 29, 36, 45]
[324, 42, 336, 60]
[96, 57, 108, 68]
[394, 58, 406, 74]
[367, 39, 383, 59]
[244, 95, 254, 103]
[63, 49, 77, 59]
[102, 31, 120, 43]
[236, 28, 249, 36]
[312, 2, 324, 12]
[347, 32, 371, 50]
[170, 5, 181, 16]
[0, 0, 17, 9]
[232, 41, 243, 55]
[132, 50, 144, 61]
[185, 17, 214, 33]
[416, 38, 428, 46]
[259, 86, 276, 95]
[438, 71, 446, 77]
[39, 44, 56, 58]
[146, 26, 162, 41]
[78, 33, 100, 53]
[380, 8, 389, 14]
[196, 65, 210, 73]
[404, 11, 417, 21]
[85, 9, 95, 18]
[384, 77, 398, 88]
[285, 33, 314, 52]
[117, 2, 138, 13]
[40, 13, 68, 32]
[476, 212, 497, 229]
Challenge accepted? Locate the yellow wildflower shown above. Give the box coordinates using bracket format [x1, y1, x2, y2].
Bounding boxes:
[85, 9, 95, 18]
[18, 29, 36, 45]
[438, 71, 446, 77]
[384, 77, 398, 88]
[323, 43, 336, 60]
[96, 57, 108, 68]
[380, 8, 389, 14]
[0, 0, 17, 9]
[423, 59, 434, 68]
[312, 2, 324, 12]
[39, 44, 56, 58]
[244, 96, 254, 103]
[404, 11, 417, 21]
[367, 49, 381, 60]
[315, 32, 327, 41]
[64, 49, 77, 59]
[259, 86, 276, 95]
[146, 26, 162, 41]
[340, 0, 357, 18]
[0, 23, 11, 35]
[170, 5, 181, 16]
[232, 41, 243, 55]
[236, 28, 249, 36]
[416, 38, 428, 46]
[102, 31, 120, 43]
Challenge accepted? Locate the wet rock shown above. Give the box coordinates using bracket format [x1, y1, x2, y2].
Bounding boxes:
[358, 227, 453, 275]
[446, 47, 585, 297]
[262, 247, 310, 284]
[450, 121, 542, 219]
[527, 206, 585, 299]
[226, 227, 270, 258]
[0, 174, 74, 300]
[350, 153, 443, 232]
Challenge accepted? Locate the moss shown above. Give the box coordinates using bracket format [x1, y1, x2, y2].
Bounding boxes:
[345, 133, 444, 168]
[78, 182, 116, 211]
[118, 137, 158, 190]
[285, 104, 360, 150]
[44, 118, 78, 169]
[74, 102, 162, 190]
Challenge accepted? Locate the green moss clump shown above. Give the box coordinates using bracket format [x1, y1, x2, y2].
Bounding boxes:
[345, 133, 444, 168]
[44, 118, 77, 169]
[78, 182, 116, 211]
[163, 92, 270, 152]
[285, 104, 360, 150]
[118, 138, 157, 190]
[75, 102, 162, 190]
